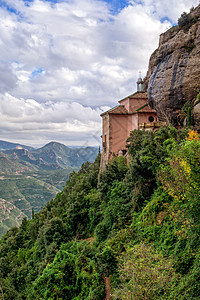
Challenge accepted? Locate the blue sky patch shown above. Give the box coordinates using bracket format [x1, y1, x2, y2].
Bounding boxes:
[31, 68, 44, 78]
[160, 16, 173, 24]
[21, 0, 131, 13]
[0, 1, 23, 17]
[23, 0, 60, 3]
[23, 0, 64, 9]
[102, 0, 130, 14]
[23, 0, 34, 7]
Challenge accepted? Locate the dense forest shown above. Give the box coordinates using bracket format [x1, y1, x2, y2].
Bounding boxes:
[0, 126, 199, 299]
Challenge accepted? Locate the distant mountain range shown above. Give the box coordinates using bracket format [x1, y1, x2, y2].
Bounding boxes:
[0, 140, 99, 237]
[3, 141, 98, 170]
[0, 140, 34, 151]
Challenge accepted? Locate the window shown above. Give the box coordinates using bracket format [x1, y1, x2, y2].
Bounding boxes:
[149, 116, 154, 122]
[103, 135, 107, 152]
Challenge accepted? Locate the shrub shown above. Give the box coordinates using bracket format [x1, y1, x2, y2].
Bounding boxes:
[178, 11, 198, 31]
[178, 12, 192, 29]
[113, 243, 179, 300]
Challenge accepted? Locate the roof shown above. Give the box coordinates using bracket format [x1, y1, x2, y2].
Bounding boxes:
[100, 105, 128, 116]
[101, 103, 156, 116]
[100, 91, 156, 117]
[118, 91, 148, 104]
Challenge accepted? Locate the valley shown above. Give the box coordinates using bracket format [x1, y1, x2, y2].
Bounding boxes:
[0, 140, 98, 237]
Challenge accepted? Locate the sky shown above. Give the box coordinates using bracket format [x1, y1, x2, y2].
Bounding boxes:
[0, 0, 199, 148]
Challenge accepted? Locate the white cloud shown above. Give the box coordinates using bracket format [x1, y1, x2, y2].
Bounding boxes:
[0, 92, 103, 146]
[134, 0, 199, 22]
[0, 0, 199, 146]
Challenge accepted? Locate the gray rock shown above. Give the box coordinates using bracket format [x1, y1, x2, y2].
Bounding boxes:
[144, 4, 200, 127]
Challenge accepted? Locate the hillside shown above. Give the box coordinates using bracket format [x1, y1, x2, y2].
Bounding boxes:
[0, 175, 59, 216]
[0, 140, 34, 151]
[0, 141, 98, 237]
[0, 199, 26, 237]
[0, 126, 199, 299]
[0, 152, 37, 173]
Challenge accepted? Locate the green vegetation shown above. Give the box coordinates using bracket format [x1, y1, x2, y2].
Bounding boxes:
[0, 126, 200, 299]
[187, 106, 192, 126]
[178, 11, 199, 31]
[113, 243, 179, 300]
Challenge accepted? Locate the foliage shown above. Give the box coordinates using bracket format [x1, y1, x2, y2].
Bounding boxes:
[178, 11, 198, 31]
[113, 243, 179, 300]
[178, 12, 192, 28]
[187, 106, 192, 126]
[95, 180, 132, 243]
[30, 241, 105, 300]
[196, 91, 200, 105]
[186, 40, 195, 52]
[98, 156, 128, 200]
[186, 129, 199, 141]
[0, 127, 199, 299]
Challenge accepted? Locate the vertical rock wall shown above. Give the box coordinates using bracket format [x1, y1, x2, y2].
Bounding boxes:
[145, 5, 200, 126]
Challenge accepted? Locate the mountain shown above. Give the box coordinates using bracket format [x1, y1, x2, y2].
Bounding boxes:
[4, 147, 59, 171]
[145, 4, 200, 126]
[0, 140, 34, 151]
[0, 141, 98, 237]
[31, 142, 98, 168]
[4, 141, 98, 170]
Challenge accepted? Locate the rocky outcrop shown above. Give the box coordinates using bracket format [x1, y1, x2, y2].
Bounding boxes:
[145, 5, 200, 126]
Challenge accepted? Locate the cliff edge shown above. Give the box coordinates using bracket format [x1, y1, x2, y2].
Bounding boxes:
[145, 5, 200, 126]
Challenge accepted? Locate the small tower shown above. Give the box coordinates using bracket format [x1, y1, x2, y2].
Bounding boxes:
[137, 72, 144, 92]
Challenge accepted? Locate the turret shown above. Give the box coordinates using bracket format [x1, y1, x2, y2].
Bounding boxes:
[137, 72, 144, 92]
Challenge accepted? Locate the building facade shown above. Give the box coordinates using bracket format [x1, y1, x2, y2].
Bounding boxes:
[100, 77, 158, 170]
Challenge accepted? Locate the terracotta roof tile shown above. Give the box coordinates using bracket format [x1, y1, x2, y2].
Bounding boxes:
[118, 91, 148, 103]
[101, 91, 156, 116]
[100, 105, 128, 116]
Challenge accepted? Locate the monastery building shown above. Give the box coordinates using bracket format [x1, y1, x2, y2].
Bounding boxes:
[100, 75, 160, 170]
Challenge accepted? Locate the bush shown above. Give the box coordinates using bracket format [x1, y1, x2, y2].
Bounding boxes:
[113, 243, 179, 300]
[178, 11, 198, 31]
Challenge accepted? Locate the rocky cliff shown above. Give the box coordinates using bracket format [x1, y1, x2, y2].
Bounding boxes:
[145, 5, 200, 126]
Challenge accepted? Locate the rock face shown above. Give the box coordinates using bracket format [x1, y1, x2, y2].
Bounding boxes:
[145, 5, 200, 126]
